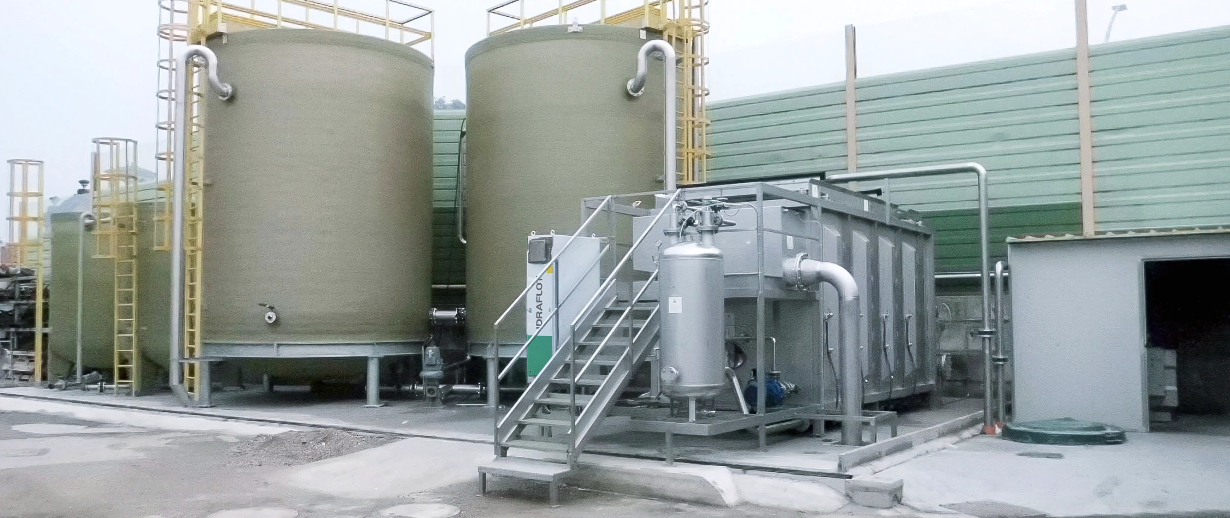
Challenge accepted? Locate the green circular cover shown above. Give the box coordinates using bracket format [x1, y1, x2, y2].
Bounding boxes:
[1002, 418, 1127, 445]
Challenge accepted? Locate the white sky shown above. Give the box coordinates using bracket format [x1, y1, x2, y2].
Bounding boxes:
[2, 0, 1229, 213]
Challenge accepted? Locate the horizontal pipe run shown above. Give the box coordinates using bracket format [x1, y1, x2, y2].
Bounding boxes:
[826, 162, 995, 433]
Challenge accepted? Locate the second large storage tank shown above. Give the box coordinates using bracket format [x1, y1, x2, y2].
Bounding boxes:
[464, 25, 667, 345]
[202, 29, 434, 367]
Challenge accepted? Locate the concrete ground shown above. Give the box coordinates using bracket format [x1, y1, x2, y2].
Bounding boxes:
[0, 403, 923, 518]
[857, 417, 1230, 517]
[2, 387, 1229, 517]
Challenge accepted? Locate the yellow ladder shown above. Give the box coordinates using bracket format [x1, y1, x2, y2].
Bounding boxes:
[663, 0, 710, 185]
[93, 138, 141, 395]
[6, 159, 46, 383]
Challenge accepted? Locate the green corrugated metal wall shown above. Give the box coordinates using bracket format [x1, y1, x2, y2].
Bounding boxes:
[432, 110, 466, 305]
[433, 26, 1230, 276]
[1091, 28, 1230, 230]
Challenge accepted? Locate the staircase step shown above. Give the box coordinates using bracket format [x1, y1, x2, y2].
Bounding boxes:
[565, 355, 624, 367]
[519, 417, 574, 430]
[479, 456, 571, 482]
[536, 394, 593, 407]
[551, 376, 605, 386]
[577, 338, 633, 347]
[504, 439, 571, 453]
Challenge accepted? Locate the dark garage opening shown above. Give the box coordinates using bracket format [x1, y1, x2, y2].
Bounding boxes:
[1145, 258, 1230, 430]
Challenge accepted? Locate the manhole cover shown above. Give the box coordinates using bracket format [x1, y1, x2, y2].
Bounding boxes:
[943, 500, 1046, 518]
[1002, 418, 1125, 446]
[379, 504, 461, 518]
[1017, 451, 1064, 459]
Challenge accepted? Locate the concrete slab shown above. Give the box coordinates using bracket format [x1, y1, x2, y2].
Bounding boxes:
[277, 437, 494, 499]
[0, 387, 984, 514]
[876, 432, 1230, 516]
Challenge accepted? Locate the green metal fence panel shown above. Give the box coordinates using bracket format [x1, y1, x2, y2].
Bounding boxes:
[431, 27, 1230, 277]
[433, 110, 466, 291]
[1090, 26, 1230, 231]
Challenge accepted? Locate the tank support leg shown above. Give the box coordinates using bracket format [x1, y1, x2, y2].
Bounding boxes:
[197, 361, 214, 408]
[364, 356, 384, 408]
[688, 396, 697, 423]
[664, 431, 674, 466]
[263, 374, 274, 393]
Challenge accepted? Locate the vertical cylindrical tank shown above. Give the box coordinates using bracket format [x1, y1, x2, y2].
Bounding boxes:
[46, 193, 113, 376]
[135, 198, 171, 383]
[658, 240, 726, 399]
[464, 25, 666, 345]
[202, 30, 434, 356]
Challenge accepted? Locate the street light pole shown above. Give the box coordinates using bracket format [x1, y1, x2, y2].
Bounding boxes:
[1105, 4, 1128, 43]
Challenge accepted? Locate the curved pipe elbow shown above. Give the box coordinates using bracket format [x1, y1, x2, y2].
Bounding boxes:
[627, 40, 676, 96]
[782, 255, 859, 302]
[182, 45, 234, 100]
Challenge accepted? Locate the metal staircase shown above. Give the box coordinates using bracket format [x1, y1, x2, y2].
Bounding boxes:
[480, 190, 681, 504]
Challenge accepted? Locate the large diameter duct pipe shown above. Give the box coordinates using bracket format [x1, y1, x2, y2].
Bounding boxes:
[827, 162, 997, 434]
[783, 256, 863, 446]
[626, 40, 677, 191]
[169, 45, 233, 402]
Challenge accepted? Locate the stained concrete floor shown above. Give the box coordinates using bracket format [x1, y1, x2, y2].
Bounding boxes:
[0, 406, 920, 518]
[3, 386, 1230, 517]
[0, 386, 982, 473]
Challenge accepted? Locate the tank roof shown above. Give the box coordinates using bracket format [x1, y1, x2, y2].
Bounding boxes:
[218, 28, 433, 69]
[466, 24, 657, 65]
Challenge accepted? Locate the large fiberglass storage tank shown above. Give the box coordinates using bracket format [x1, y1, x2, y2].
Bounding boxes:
[202, 29, 434, 376]
[464, 25, 666, 347]
[47, 192, 113, 377]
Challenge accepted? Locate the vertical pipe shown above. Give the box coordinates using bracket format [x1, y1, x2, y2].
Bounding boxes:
[755, 187, 767, 450]
[825, 162, 993, 434]
[170, 46, 232, 396]
[626, 40, 678, 191]
[995, 261, 1008, 426]
[76, 212, 92, 383]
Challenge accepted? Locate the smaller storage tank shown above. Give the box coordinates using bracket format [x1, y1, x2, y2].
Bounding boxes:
[658, 235, 726, 400]
[47, 192, 114, 377]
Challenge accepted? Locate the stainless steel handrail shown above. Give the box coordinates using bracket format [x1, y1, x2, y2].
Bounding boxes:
[566, 189, 682, 334]
[574, 268, 659, 382]
[490, 195, 614, 382]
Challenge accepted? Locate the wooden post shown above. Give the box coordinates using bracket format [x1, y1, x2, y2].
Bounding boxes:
[1075, 0, 1097, 236]
[845, 25, 858, 175]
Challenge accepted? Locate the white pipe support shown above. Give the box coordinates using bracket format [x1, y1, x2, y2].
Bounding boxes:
[626, 39, 677, 191]
[170, 45, 233, 396]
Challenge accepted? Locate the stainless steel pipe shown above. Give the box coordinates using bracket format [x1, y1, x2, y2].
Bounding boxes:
[827, 162, 996, 434]
[169, 45, 233, 402]
[75, 212, 94, 383]
[994, 260, 1009, 426]
[626, 40, 678, 191]
[784, 256, 863, 446]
